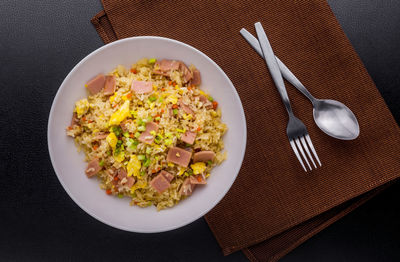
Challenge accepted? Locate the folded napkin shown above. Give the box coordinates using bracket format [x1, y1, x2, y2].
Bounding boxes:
[91, 1, 400, 261]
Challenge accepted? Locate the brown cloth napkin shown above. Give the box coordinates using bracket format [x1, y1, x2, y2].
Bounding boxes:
[91, 1, 400, 261]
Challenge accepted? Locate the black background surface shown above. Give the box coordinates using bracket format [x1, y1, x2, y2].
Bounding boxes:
[1, 1, 399, 261]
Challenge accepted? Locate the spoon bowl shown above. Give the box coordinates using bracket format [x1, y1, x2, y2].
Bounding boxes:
[313, 99, 359, 140]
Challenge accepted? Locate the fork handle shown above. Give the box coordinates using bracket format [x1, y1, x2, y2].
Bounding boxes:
[255, 22, 293, 115]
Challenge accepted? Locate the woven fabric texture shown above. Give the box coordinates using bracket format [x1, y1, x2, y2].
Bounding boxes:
[91, 1, 400, 261]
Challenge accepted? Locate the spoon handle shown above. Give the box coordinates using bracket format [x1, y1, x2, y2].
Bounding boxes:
[255, 22, 293, 115]
[240, 28, 316, 103]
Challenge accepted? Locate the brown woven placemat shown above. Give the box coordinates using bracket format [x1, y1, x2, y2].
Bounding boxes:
[91, 1, 400, 261]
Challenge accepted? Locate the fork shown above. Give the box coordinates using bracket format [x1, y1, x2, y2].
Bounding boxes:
[253, 22, 321, 171]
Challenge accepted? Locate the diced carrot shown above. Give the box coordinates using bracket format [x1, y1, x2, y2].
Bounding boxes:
[130, 68, 137, 74]
[126, 93, 132, 99]
[113, 104, 118, 108]
[197, 127, 201, 132]
[129, 133, 134, 138]
[161, 87, 166, 91]
[168, 81, 172, 85]
[172, 82, 177, 86]
[187, 87, 192, 91]
[212, 101, 218, 110]
[114, 176, 118, 181]
[152, 169, 156, 173]
[197, 176, 202, 182]
[161, 109, 165, 113]
[93, 144, 98, 150]
[67, 126, 73, 130]
[88, 120, 94, 123]
[106, 189, 112, 195]
[82, 116, 86, 121]
[172, 104, 178, 109]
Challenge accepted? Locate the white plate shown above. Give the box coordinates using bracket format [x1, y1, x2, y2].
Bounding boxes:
[48, 36, 246, 233]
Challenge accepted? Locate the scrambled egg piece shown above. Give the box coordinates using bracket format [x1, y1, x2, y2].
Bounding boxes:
[114, 151, 125, 163]
[109, 100, 131, 125]
[177, 168, 185, 176]
[75, 98, 89, 117]
[109, 94, 116, 103]
[106, 132, 118, 150]
[191, 162, 206, 175]
[130, 179, 147, 193]
[127, 155, 141, 177]
[165, 95, 178, 105]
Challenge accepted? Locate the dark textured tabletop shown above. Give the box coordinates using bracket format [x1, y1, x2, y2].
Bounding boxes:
[1, 1, 399, 261]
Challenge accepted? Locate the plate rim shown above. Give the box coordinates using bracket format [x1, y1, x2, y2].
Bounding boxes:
[47, 36, 247, 233]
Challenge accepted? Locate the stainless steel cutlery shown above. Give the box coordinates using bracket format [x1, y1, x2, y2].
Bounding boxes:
[240, 28, 359, 141]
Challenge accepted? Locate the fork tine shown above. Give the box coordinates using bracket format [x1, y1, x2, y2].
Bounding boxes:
[300, 136, 316, 168]
[295, 138, 311, 170]
[289, 140, 307, 172]
[305, 134, 322, 166]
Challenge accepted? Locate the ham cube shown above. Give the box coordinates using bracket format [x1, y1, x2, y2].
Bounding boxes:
[86, 74, 106, 95]
[103, 75, 116, 95]
[154, 59, 180, 74]
[160, 170, 174, 182]
[125, 176, 135, 187]
[181, 131, 196, 145]
[85, 158, 102, 178]
[138, 122, 159, 144]
[153, 60, 193, 83]
[179, 98, 195, 115]
[117, 168, 127, 180]
[150, 173, 171, 193]
[179, 62, 193, 83]
[131, 80, 153, 94]
[198, 95, 213, 109]
[166, 147, 192, 167]
[193, 151, 216, 163]
[179, 178, 196, 196]
[190, 69, 201, 86]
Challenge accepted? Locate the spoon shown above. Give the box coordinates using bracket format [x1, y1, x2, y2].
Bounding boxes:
[240, 28, 360, 140]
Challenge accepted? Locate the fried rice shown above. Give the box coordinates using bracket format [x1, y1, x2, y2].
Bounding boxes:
[66, 58, 227, 210]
